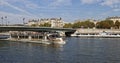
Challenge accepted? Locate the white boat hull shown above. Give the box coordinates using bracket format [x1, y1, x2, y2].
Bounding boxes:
[2, 38, 66, 45]
[72, 34, 120, 38]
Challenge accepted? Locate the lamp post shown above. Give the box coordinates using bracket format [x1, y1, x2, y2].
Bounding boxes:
[23, 18, 25, 25]
[5, 16, 7, 26]
[8, 21, 10, 26]
[1, 17, 3, 26]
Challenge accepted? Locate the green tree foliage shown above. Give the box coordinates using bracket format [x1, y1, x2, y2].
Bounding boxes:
[39, 23, 51, 27]
[44, 23, 51, 27]
[96, 19, 114, 29]
[63, 23, 73, 28]
[72, 20, 95, 28]
[115, 20, 120, 29]
[31, 24, 37, 27]
[82, 20, 95, 28]
[72, 22, 81, 28]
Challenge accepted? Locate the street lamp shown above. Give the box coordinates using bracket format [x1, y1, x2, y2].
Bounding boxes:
[8, 21, 10, 26]
[1, 17, 3, 26]
[23, 18, 25, 25]
[5, 16, 7, 26]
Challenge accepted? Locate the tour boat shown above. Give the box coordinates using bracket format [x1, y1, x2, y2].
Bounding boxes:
[71, 31, 120, 38]
[1, 31, 66, 45]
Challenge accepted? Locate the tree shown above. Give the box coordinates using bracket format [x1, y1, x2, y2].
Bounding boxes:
[39, 23, 51, 27]
[96, 22, 100, 28]
[31, 24, 37, 27]
[63, 23, 73, 28]
[83, 20, 95, 28]
[72, 21, 83, 28]
[115, 20, 120, 29]
[43, 23, 51, 27]
[72, 20, 95, 28]
[96, 19, 114, 29]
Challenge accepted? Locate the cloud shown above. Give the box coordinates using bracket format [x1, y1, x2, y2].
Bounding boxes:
[101, 0, 120, 6]
[80, 0, 120, 11]
[80, 0, 120, 7]
[113, 8, 120, 11]
[18, 0, 41, 9]
[101, 0, 120, 11]
[80, 0, 100, 4]
[49, 0, 72, 7]
[25, 3, 40, 9]
[0, 0, 33, 15]
[3, 0, 41, 9]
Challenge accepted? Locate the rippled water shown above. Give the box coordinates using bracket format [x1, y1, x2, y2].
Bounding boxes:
[0, 37, 120, 63]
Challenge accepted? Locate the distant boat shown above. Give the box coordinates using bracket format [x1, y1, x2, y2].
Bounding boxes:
[71, 31, 120, 38]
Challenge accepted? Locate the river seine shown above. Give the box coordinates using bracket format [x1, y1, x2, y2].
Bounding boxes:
[0, 37, 120, 63]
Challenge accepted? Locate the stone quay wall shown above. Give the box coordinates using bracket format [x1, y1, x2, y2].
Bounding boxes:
[76, 28, 120, 34]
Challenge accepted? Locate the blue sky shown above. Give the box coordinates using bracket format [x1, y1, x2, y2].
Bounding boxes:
[0, 0, 120, 24]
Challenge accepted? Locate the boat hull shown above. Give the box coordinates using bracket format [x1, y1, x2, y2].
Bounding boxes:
[1, 38, 66, 45]
[72, 35, 120, 38]
[0, 35, 10, 39]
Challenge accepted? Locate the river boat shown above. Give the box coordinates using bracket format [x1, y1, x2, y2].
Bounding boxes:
[1, 31, 66, 45]
[71, 31, 120, 38]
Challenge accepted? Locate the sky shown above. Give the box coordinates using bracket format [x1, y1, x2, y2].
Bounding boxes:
[0, 0, 120, 24]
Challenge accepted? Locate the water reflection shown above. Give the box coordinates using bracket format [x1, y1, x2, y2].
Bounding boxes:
[0, 40, 8, 47]
[0, 41, 65, 63]
[0, 42, 5, 48]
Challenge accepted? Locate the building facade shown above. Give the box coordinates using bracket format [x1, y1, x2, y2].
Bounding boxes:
[50, 18, 64, 28]
[27, 18, 64, 28]
[27, 20, 38, 26]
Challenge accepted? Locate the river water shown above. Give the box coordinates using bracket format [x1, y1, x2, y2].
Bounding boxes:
[0, 37, 120, 63]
